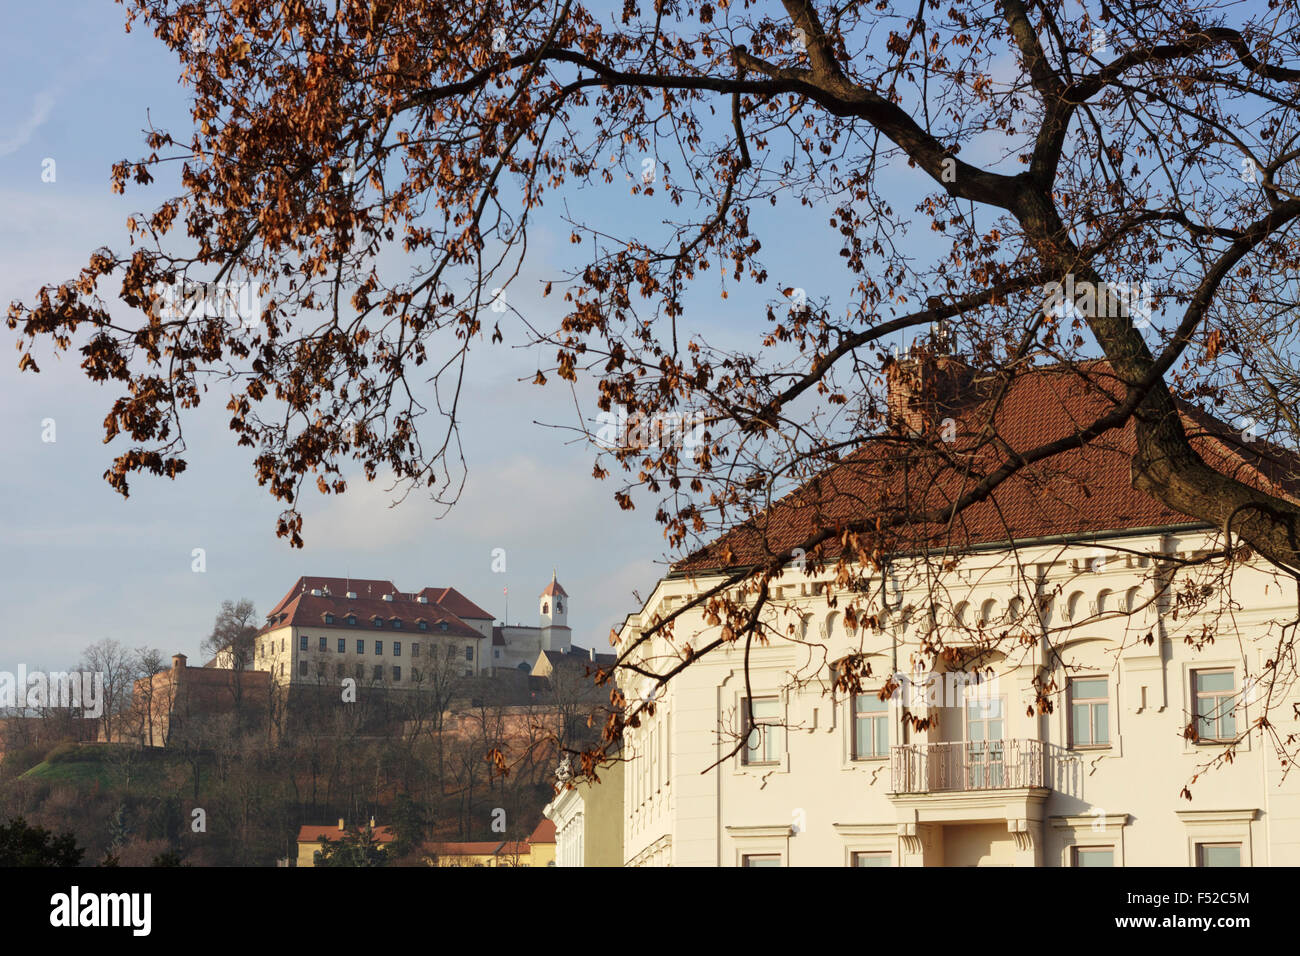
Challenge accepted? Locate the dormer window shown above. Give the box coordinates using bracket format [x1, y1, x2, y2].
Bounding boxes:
[345, 615, 357, 626]
[438, 622, 449, 631]
[324, 613, 335, 625]
[418, 621, 429, 631]
[373, 616, 383, 627]
[391, 619, 402, 629]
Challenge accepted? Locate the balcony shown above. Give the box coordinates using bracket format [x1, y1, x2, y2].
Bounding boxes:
[890, 739, 1047, 794]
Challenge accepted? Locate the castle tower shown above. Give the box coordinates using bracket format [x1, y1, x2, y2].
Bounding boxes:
[539, 570, 571, 652]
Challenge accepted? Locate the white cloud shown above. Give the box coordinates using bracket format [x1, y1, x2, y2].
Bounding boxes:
[0, 89, 56, 157]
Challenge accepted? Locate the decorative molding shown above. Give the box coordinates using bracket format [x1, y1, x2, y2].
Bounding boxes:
[725, 824, 794, 839]
[1050, 812, 1130, 832]
[1007, 818, 1036, 852]
[897, 822, 924, 855]
[1175, 809, 1258, 827]
[832, 823, 897, 838]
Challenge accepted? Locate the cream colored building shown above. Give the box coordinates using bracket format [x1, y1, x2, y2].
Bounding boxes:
[615, 362, 1300, 867]
[256, 577, 494, 687]
[544, 753, 625, 867]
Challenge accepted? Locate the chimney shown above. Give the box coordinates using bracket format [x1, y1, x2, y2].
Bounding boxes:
[886, 346, 973, 436]
[338, 818, 345, 831]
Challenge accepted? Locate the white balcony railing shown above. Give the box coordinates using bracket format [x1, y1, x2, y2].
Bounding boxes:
[890, 739, 1047, 794]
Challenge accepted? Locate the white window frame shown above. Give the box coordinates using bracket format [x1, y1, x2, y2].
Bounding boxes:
[1176, 809, 1256, 867]
[1050, 813, 1129, 867]
[1181, 662, 1250, 753]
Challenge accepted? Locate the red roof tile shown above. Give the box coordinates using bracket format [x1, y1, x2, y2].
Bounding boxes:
[676, 361, 1300, 573]
[420, 587, 495, 621]
[262, 582, 488, 639]
[297, 824, 397, 844]
[528, 819, 556, 844]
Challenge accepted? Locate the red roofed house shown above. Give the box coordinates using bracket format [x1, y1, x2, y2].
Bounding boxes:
[296, 818, 398, 867]
[255, 574, 574, 687]
[616, 356, 1300, 867]
[423, 818, 556, 867]
[255, 577, 495, 688]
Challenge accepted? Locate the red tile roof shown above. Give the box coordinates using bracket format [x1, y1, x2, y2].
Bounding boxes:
[297, 824, 397, 844]
[675, 360, 1300, 573]
[528, 819, 556, 844]
[262, 578, 490, 639]
[541, 573, 568, 598]
[419, 587, 495, 621]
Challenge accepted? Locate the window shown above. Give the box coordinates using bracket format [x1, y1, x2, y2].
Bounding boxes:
[299, 635, 308, 651]
[852, 693, 889, 759]
[337, 638, 345, 653]
[465, 646, 474, 661]
[392, 619, 402, 629]
[1073, 846, 1114, 867]
[393, 666, 401, 682]
[439, 621, 449, 631]
[393, 641, 402, 657]
[298, 660, 307, 677]
[1069, 678, 1110, 748]
[281, 638, 285, 652]
[966, 696, 1005, 788]
[356, 639, 364, 654]
[1193, 670, 1237, 742]
[373, 616, 383, 627]
[419, 621, 429, 631]
[316, 662, 325, 677]
[412, 668, 422, 682]
[1196, 843, 1242, 867]
[412, 643, 420, 657]
[346, 615, 357, 626]
[851, 852, 890, 867]
[742, 697, 782, 766]
[494, 648, 501, 659]
[335, 663, 345, 678]
[375, 641, 383, 655]
[742, 854, 781, 867]
[355, 664, 364, 680]
[373, 665, 383, 680]
[324, 613, 335, 624]
[319, 636, 327, 651]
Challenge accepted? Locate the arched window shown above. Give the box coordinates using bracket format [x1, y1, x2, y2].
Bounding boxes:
[1125, 586, 1141, 613]
[556, 599, 564, 613]
[542, 601, 549, 615]
[1066, 591, 1084, 621]
[954, 602, 970, 626]
[1096, 589, 1111, 614]
[979, 598, 998, 625]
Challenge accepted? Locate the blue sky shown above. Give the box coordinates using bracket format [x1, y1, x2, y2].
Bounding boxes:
[0, 2, 681, 669]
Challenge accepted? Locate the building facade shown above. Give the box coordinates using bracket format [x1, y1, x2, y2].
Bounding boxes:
[615, 362, 1300, 867]
[256, 575, 574, 687]
[545, 755, 625, 867]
